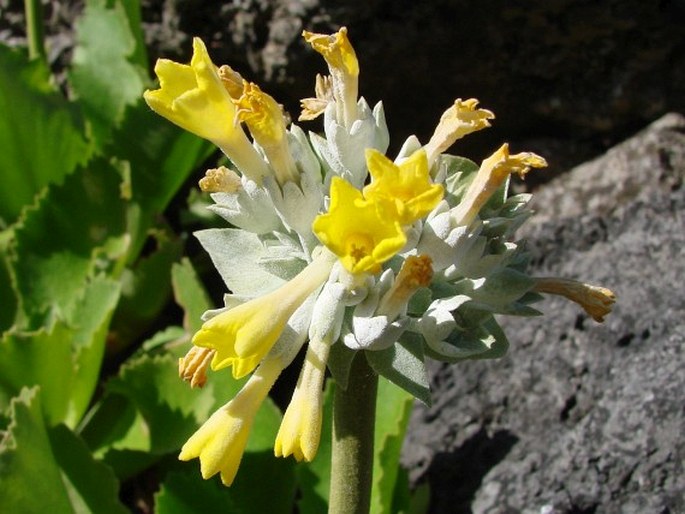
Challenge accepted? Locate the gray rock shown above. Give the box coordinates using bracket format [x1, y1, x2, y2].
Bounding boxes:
[401, 114, 685, 513]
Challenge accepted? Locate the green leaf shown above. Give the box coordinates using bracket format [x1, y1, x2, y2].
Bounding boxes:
[296, 380, 334, 514]
[48, 423, 129, 514]
[171, 258, 212, 334]
[0, 387, 128, 514]
[9, 160, 128, 330]
[108, 230, 182, 352]
[69, 0, 146, 146]
[0, 388, 74, 512]
[155, 468, 241, 514]
[105, 353, 221, 454]
[68, 276, 121, 425]
[0, 44, 91, 225]
[442, 155, 478, 205]
[371, 377, 414, 514]
[0, 325, 75, 425]
[0, 243, 18, 332]
[366, 335, 431, 406]
[108, 103, 215, 258]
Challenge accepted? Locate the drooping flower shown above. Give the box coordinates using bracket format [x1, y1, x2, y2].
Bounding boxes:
[363, 148, 444, 225]
[235, 82, 300, 185]
[192, 249, 336, 378]
[450, 143, 548, 227]
[312, 177, 406, 275]
[303, 27, 359, 128]
[179, 359, 282, 485]
[533, 277, 616, 322]
[424, 98, 495, 165]
[143, 38, 269, 183]
[274, 335, 330, 461]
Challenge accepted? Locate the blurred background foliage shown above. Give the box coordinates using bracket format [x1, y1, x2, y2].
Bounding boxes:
[0, 1, 417, 512]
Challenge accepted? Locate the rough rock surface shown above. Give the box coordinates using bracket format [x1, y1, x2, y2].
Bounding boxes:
[401, 114, 685, 513]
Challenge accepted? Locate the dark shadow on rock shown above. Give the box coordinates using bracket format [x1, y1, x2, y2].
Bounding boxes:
[424, 429, 518, 514]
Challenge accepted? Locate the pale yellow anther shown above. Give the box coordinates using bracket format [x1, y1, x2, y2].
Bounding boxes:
[199, 166, 242, 193]
[299, 74, 334, 121]
[235, 82, 299, 185]
[178, 346, 216, 388]
[533, 277, 616, 323]
[218, 64, 245, 99]
[377, 255, 434, 320]
[302, 27, 359, 127]
[424, 98, 495, 165]
[451, 143, 547, 227]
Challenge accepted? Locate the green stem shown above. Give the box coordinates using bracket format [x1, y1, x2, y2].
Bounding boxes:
[24, 0, 47, 62]
[329, 352, 378, 514]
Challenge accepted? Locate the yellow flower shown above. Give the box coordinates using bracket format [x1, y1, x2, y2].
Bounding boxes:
[363, 148, 444, 225]
[533, 277, 616, 322]
[235, 82, 299, 185]
[451, 143, 547, 227]
[192, 250, 335, 379]
[312, 177, 406, 275]
[274, 336, 330, 461]
[424, 99, 495, 165]
[179, 359, 282, 486]
[143, 38, 269, 183]
[302, 27, 359, 127]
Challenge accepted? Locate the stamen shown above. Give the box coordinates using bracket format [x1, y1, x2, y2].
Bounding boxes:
[178, 346, 216, 388]
[199, 166, 242, 193]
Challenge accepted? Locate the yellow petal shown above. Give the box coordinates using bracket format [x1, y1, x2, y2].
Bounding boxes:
[313, 177, 406, 275]
[179, 359, 282, 486]
[363, 148, 444, 225]
[192, 250, 335, 378]
[451, 143, 547, 227]
[424, 98, 495, 164]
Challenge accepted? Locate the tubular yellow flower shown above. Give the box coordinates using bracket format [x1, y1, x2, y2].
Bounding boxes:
[363, 148, 444, 225]
[274, 335, 331, 462]
[312, 177, 407, 275]
[424, 98, 495, 165]
[143, 38, 269, 183]
[179, 359, 282, 486]
[235, 82, 299, 185]
[192, 250, 336, 379]
[303, 27, 359, 127]
[533, 277, 617, 322]
[451, 143, 547, 227]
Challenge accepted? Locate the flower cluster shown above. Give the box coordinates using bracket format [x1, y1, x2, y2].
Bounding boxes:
[145, 28, 615, 486]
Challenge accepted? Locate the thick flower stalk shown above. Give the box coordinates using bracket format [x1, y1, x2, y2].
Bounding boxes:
[145, 26, 616, 507]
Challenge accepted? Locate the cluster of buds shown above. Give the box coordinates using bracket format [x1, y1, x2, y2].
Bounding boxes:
[144, 27, 615, 486]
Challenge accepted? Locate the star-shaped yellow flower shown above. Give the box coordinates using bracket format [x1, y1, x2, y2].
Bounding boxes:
[312, 177, 406, 275]
[363, 148, 444, 225]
